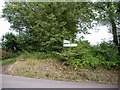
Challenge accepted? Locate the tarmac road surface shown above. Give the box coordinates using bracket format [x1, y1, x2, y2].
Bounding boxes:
[0, 74, 118, 88]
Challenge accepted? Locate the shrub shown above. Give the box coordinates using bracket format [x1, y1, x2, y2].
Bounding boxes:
[93, 41, 119, 69]
[58, 40, 119, 69]
[2, 51, 16, 60]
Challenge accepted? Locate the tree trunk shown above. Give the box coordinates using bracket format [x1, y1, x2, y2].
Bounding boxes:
[118, 35, 120, 54]
[117, 2, 120, 54]
[108, 3, 118, 46]
[110, 17, 118, 46]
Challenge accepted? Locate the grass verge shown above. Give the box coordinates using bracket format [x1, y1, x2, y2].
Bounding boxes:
[0, 58, 16, 65]
[5, 58, 118, 84]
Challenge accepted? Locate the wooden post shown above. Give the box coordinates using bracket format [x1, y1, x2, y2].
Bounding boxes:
[118, 35, 120, 55]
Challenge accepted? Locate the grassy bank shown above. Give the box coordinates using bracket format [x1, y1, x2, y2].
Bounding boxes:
[4, 58, 118, 84]
[1, 41, 119, 84]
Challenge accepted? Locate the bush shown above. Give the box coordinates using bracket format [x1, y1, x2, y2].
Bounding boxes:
[2, 51, 17, 60]
[58, 40, 119, 69]
[93, 41, 119, 69]
[2, 39, 119, 70]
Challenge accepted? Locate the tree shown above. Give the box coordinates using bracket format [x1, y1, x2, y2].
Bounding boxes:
[2, 32, 21, 52]
[93, 2, 120, 46]
[2, 2, 95, 52]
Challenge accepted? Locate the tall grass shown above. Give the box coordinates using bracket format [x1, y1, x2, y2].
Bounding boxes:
[17, 51, 59, 60]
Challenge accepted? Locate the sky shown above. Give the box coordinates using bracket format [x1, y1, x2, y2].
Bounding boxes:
[0, 0, 13, 40]
[0, 0, 113, 45]
[77, 26, 113, 45]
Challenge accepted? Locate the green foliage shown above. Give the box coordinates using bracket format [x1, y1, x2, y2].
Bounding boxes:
[59, 41, 97, 69]
[93, 41, 119, 69]
[18, 51, 59, 60]
[2, 32, 21, 53]
[93, 2, 119, 46]
[2, 2, 95, 52]
[1, 33, 21, 60]
[2, 40, 119, 70]
[0, 58, 16, 65]
[2, 52, 17, 60]
[59, 40, 119, 69]
[93, 41, 118, 61]
[1, 2, 119, 70]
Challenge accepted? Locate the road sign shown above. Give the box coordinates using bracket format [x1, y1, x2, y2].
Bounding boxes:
[63, 43, 77, 47]
[63, 40, 70, 44]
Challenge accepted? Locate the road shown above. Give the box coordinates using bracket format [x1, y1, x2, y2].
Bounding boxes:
[0, 74, 118, 88]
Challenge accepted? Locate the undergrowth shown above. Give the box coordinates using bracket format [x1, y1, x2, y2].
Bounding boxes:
[17, 51, 59, 60]
[0, 58, 16, 65]
[2, 40, 119, 70]
[58, 41, 120, 70]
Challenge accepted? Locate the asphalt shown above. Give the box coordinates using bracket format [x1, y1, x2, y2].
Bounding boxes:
[0, 74, 118, 88]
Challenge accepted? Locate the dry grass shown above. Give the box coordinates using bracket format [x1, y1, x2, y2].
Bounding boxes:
[3, 58, 118, 84]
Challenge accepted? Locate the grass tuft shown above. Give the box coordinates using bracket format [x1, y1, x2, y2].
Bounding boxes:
[0, 58, 16, 65]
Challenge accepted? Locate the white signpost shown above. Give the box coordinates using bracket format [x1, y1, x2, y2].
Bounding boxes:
[63, 40, 70, 44]
[63, 40, 77, 47]
[63, 43, 77, 47]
